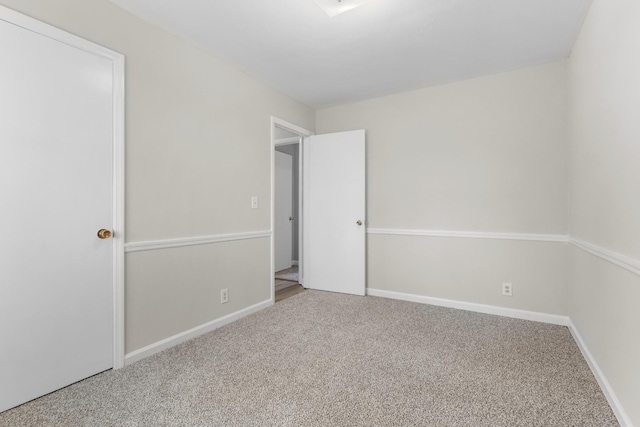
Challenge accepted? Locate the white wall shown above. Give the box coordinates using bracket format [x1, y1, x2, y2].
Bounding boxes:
[317, 62, 569, 315]
[568, 0, 640, 424]
[275, 144, 300, 262]
[0, 0, 315, 353]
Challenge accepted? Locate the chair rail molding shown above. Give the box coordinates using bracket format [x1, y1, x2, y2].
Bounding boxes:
[125, 230, 271, 253]
[367, 228, 569, 243]
[569, 237, 640, 278]
[366, 228, 640, 278]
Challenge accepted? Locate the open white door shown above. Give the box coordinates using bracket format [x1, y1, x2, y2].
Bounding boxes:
[303, 130, 366, 296]
[274, 151, 293, 272]
[0, 9, 122, 412]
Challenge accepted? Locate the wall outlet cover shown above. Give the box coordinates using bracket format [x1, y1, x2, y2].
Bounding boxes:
[502, 283, 513, 297]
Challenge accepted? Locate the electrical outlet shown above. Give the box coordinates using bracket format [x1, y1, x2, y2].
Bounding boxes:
[221, 288, 229, 304]
[251, 196, 258, 209]
[502, 283, 513, 297]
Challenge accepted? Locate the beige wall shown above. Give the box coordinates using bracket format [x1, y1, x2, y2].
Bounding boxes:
[568, 0, 640, 424]
[369, 235, 567, 314]
[567, 248, 640, 425]
[0, 0, 315, 353]
[317, 62, 568, 234]
[318, 62, 569, 315]
[126, 238, 271, 351]
[568, 1, 640, 259]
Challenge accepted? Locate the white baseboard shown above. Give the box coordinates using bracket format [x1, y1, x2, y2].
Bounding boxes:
[366, 288, 569, 326]
[124, 299, 274, 365]
[568, 320, 633, 427]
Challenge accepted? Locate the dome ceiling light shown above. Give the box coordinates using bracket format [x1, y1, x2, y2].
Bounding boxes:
[313, 0, 372, 17]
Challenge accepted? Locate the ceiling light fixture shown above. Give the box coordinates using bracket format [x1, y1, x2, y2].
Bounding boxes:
[313, 0, 372, 17]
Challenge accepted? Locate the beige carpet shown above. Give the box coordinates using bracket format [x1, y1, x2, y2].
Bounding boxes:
[0, 291, 618, 426]
[275, 265, 299, 282]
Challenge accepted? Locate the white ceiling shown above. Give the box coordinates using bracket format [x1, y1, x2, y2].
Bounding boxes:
[109, 0, 592, 108]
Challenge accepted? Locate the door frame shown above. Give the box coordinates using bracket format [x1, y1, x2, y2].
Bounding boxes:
[274, 140, 300, 273]
[1, 6, 126, 369]
[273, 149, 294, 272]
[270, 117, 313, 301]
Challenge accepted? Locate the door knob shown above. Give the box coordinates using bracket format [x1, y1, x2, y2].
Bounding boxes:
[289, 217, 294, 221]
[97, 229, 112, 239]
[356, 220, 363, 226]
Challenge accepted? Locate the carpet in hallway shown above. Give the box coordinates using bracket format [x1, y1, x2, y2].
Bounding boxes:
[275, 265, 299, 282]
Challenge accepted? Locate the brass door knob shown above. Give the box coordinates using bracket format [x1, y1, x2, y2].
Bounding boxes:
[356, 220, 363, 226]
[97, 229, 112, 239]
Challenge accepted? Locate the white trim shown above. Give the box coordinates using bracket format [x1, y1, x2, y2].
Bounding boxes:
[0, 5, 127, 370]
[112, 52, 126, 370]
[124, 299, 273, 365]
[0, 6, 120, 61]
[274, 137, 301, 146]
[272, 117, 314, 138]
[366, 228, 640, 277]
[297, 135, 304, 286]
[568, 320, 632, 427]
[367, 228, 569, 243]
[367, 288, 569, 326]
[570, 238, 640, 278]
[124, 230, 271, 253]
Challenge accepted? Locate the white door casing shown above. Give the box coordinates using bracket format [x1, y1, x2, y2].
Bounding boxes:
[274, 151, 293, 272]
[303, 130, 366, 296]
[0, 6, 124, 412]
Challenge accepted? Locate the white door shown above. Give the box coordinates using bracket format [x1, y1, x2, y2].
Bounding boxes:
[303, 130, 366, 296]
[0, 16, 115, 412]
[274, 151, 293, 272]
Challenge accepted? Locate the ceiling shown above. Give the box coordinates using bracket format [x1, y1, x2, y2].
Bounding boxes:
[109, 0, 593, 108]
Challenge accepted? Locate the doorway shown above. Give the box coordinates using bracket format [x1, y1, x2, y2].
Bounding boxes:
[271, 118, 313, 302]
[273, 133, 304, 302]
[270, 118, 367, 302]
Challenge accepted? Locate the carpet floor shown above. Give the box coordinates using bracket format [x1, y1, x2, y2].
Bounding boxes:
[275, 265, 299, 282]
[0, 291, 618, 426]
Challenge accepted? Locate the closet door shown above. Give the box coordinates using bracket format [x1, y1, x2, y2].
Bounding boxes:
[0, 11, 116, 412]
